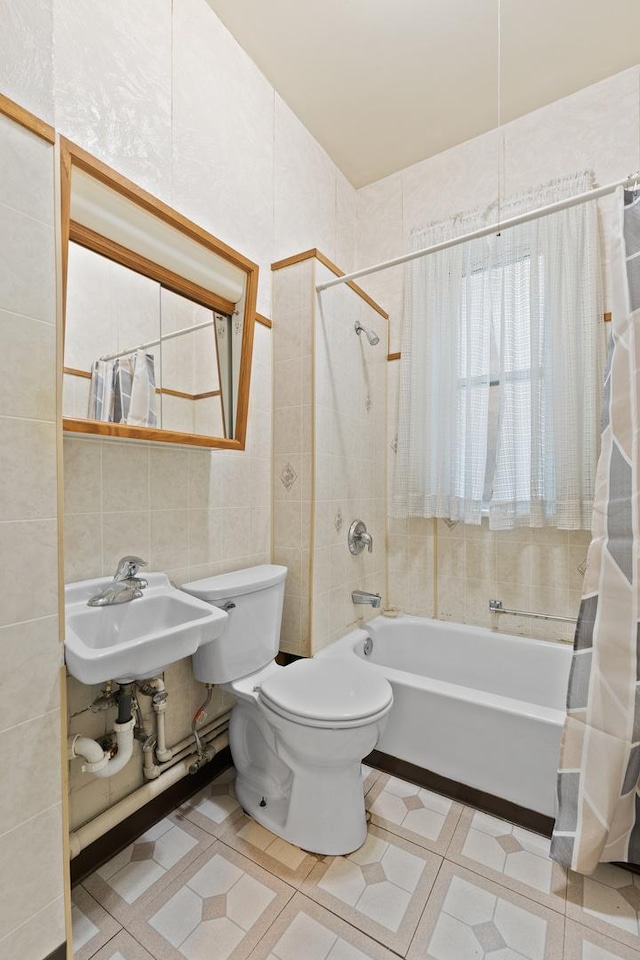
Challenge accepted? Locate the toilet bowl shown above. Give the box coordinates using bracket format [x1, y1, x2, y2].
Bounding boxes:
[181, 565, 393, 854]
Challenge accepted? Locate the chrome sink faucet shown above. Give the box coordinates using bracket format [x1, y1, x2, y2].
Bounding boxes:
[352, 590, 382, 608]
[88, 580, 143, 606]
[113, 555, 148, 589]
[86, 556, 148, 607]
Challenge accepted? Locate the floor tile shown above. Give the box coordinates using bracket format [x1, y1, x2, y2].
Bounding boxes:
[85, 929, 156, 960]
[71, 885, 121, 960]
[219, 813, 320, 887]
[407, 860, 564, 960]
[567, 863, 640, 951]
[564, 919, 640, 959]
[366, 773, 463, 856]
[127, 840, 295, 960]
[177, 767, 244, 837]
[246, 892, 401, 959]
[301, 824, 441, 955]
[447, 806, 567, 912]
[83, 814, 214, 925]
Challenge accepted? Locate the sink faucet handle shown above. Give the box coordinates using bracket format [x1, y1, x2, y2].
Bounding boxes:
[114, 555, 148, 581]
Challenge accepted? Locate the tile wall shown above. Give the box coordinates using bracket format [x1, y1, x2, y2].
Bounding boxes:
[0, 114, 66, 956]
[312, 265, 388, 651]
[52, 0, 358, 829]
[272, 257, 388, 655]
[272, 259, 314, 656]
[64, 321, 272, 830]
[366, 67, 640, 638]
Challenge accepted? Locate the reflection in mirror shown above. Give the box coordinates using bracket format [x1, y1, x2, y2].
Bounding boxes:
[63, 242, 236, 439]
[60, 139, 259, 449]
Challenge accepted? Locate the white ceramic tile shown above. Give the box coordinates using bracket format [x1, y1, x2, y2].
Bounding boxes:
[448, 808, 567, 913]
[0, 519, 58, 626]
[0, 418, 57, 521]
[101, 443, 149, 513]
[0, 115, 54, 223]
[247, 893, 400, 960]
[274, 95, 338, 262]
[0, 616, 61, 730]
[54, 0, 172, 198]
[0, 202, 55, 322]
[129, 842, 294, 960]
[0, 896, 64, 960]
[0, 310, 56, 422]
[150, 884, 202, 947]
[564, 918, 640, 960]
[0, 803, 64, 942]
[407, 861, 564, 960]
[227, 873, 277, 930]
[187, 852, 244, 898]
[302, 826, 441, 954]
[0, 713, 62, 835]
[0, 0, 54, 123]
[172, 0, 274, 276]
[108, 860, 167, 905]
[64, 513, 103, 583]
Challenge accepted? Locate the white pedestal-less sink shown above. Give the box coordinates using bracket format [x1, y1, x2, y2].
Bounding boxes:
[64, 573, 228, 684]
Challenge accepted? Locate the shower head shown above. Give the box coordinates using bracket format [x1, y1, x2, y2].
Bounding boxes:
[354, 320, 380, 346]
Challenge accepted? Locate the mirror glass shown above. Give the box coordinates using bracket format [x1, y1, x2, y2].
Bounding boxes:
[62, 242, 238, 439]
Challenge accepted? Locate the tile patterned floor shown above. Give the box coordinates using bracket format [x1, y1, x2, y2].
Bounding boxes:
[72, 765, 640, 960]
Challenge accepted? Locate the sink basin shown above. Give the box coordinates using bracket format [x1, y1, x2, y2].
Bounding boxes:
[64, 573, 227, 684]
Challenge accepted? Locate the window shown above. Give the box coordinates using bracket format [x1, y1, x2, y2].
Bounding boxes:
[393, 173, 604, 530]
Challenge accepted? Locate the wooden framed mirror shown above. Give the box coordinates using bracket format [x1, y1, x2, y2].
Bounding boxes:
[60, 138, 259, 449]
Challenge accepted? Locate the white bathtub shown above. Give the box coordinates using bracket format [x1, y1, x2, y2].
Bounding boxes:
[318, 615, 572, 817]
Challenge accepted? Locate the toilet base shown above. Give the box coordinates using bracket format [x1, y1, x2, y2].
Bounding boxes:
[234, 762, 368, 856]
[228, 699, 379, 855]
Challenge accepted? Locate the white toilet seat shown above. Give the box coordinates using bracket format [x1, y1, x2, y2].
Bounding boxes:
[257, 657, 393, 728]
[259, 696, 392, 728]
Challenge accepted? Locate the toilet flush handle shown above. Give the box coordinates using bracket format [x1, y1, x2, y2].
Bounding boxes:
[221, 601, 236, 612]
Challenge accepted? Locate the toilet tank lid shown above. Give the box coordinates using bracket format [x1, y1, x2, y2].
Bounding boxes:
[182, 564, 287, 601]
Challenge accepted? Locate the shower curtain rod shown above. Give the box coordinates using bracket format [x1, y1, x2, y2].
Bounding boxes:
[100, 317, 215, 362]
[315, 174, 638, 293]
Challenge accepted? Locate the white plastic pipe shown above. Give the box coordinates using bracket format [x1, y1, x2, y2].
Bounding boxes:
[146, 678, 171, 763]
[143, 716, 229, 780]
[68, 719, 136, 778]
[68, 732, 229, 858]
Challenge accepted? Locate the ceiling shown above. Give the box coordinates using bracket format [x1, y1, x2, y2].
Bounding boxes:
[205, 0, 640, 188]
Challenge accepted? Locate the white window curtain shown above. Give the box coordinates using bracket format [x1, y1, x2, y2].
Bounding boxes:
[393, 173, 605, 530]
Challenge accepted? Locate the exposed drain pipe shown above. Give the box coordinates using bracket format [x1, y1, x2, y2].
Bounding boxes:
[68, 683, 136, 779]
[69, 731, 229, 859]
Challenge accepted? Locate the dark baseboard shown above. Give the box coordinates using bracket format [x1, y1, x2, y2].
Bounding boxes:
[70, 745, 232, 887]
[276, 651, 303, 665]
[365, 749, 555, 837]
[45, 943, 66, 960]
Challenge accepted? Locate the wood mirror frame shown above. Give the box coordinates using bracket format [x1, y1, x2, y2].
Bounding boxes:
[60, 138, 259, 449]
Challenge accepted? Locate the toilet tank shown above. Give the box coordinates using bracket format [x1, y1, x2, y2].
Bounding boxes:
[181, 565, 287, 683]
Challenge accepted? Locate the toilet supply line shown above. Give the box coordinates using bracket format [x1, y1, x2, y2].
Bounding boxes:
[143, 713, 230, 780]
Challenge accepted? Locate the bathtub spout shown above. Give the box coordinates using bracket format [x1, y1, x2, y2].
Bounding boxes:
[352, 590, 381, 608]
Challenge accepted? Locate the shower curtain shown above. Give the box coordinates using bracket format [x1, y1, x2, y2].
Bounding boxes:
[88, 350, 157, 427]
[551, 187, 640, 873]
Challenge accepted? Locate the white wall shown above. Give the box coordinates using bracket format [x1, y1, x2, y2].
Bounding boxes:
[48, 0, 359, 830]
[0, 113, 66, 958]
[356, 67, 640, 635]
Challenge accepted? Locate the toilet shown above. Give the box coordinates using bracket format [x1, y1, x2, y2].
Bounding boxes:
[181, 564, 393, 855]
